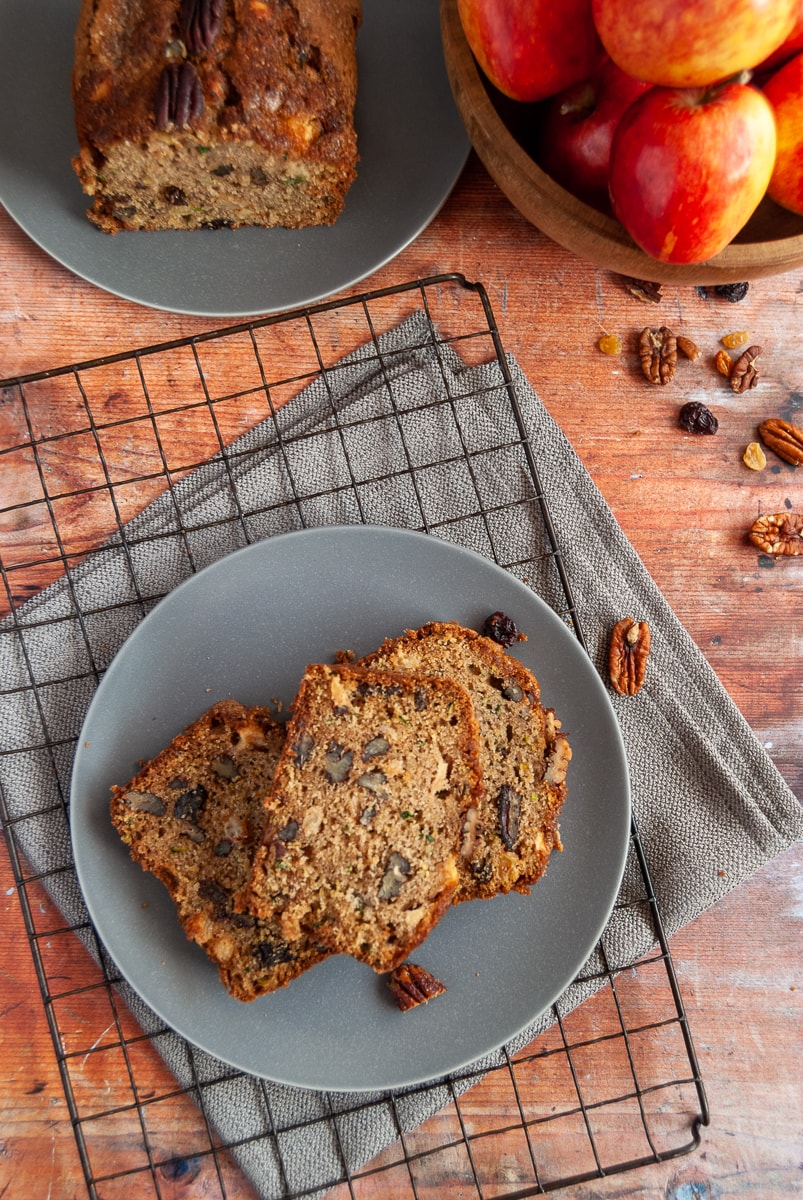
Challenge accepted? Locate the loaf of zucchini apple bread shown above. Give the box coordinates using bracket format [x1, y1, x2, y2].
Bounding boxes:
[244, 663, 484, 973]
[72, 0, 362, 233]
[110, 700, 330, 1001]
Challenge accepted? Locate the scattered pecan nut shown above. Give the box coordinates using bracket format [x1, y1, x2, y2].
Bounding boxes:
[639, 326, 677, 384]
[748, 512, 803, 556]
[758, 418, 803, 466]
[388, 962, 446, 1013]
[729, 344, 762, 393]
[676, 335, 701, 362]
[608, 617, 651, 696]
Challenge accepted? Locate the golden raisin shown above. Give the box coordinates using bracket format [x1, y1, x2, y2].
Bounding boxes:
[715, 349, 732, 376]
[742, 442, 767, 471]
[598, 333, 623, 355]
[721, 330, 749, 349]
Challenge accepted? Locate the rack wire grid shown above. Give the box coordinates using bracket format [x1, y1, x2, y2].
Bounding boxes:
[0, 273, 709, 1200]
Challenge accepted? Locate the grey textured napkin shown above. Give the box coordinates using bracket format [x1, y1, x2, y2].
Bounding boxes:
[1, 311, 801, 1198]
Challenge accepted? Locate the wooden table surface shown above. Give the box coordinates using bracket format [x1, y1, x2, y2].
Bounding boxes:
[1, 150, 801, 1200]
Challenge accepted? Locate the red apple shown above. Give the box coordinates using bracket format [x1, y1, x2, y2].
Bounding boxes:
[457, 0, 606, 103]
[759, 1, 803, 72]
[535, 59, 651, 211]
[591, 0, 798, 88]
[763, 52, 803, 214]
[608, 82, 777, 263]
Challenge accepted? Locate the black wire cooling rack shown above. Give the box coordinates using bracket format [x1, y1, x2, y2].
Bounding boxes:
[0, 273, 709, 1200]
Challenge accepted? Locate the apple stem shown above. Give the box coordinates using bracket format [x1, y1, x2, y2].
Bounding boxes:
[701, 69, 752, 104]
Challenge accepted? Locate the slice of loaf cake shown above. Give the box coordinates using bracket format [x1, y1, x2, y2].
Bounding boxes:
[110, 700, 329, 1001]
[72, 0, 362, 232]
[245, 663, 484, 973]
[360, 622, 571, 901]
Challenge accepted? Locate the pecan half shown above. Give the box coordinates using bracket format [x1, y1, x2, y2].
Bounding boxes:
[748, 512, 803, 556]
[155, 61, 204, 130]
[639, 326, 677, 384]
[388, 962, 446, 1013]
[758, 418, 803, 467]
[608, 617, 651, 696]
[180, 0, 224, 54]
[729, 344, 762, 393]
[676, 334, 701, 362]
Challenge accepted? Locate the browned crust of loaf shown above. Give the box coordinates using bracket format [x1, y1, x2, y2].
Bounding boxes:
[109, 699, 328, 1001]
[73, 0, 360, 155]
[360, 621, 571, 902]
[72, 0, 361, 231]
[244, 662, 484, 973]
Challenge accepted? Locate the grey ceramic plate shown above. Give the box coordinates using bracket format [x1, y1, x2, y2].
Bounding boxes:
[0, 1, 469, 317]
[71, 526, 630, 1092]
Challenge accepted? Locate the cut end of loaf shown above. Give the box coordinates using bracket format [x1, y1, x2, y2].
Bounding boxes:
[73, 134, 356, 233]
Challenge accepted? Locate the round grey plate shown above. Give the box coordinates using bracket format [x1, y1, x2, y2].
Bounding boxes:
[0, 1, 469, 318]
[71, 526, 631, 1092]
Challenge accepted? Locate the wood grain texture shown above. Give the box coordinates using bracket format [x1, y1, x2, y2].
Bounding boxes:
[1, 148, 801, 1200]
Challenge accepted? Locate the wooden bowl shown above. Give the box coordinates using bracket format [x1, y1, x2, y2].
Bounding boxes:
[440, 0, 803, 284]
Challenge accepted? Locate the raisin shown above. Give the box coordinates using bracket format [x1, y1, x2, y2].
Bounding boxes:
[715, 282, 750, 302]
[174, 785, 207, 823]
[470, 858, 494, 885]
[256, 938, 294, 967]
[483, 611, 521, 647]
[598, 333, 622, 355]
[198, 879, 230, 918]
[163, 185, 187, 206]
[497, 785, 522, 849]
[679, 401, 718, 435]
